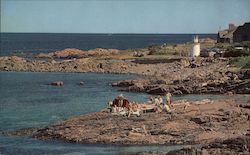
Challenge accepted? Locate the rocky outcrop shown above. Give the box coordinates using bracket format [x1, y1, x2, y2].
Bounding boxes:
[0, 55, 249, 94]
[112, 70, 250, 95]
[36, 48, 119, 59]
[9, 100, 250, 147]
[0, 56, 132, 74]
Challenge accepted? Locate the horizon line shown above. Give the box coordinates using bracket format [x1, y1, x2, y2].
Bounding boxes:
[0, 32, 217, 35]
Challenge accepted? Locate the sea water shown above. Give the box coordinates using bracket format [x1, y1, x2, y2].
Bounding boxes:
[0, 33, 217, 56]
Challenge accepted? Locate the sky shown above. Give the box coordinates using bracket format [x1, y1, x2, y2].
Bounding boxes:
[1, 0, 250, 33]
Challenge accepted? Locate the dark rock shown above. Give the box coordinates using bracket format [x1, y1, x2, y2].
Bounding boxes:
[51, 81, 64, 86]
[99, 63, 103, 69]
[178, 86, 192, 94]
[238, 70, 250, 80]
[78, 81, 84, 85]
[239, 104, 250, 109]
[190, 116, 207, 124]
[173, 80, 180, 84]
[155, 79, 167, 84]
[111, 80, 135, 87]
[128, 84, 145, 92]
[147, 86, 167, 94]
[167, 136, 250, 155]
[190, 63, 200, 68]
[173, 90, 183, 95]
[166, 147, 200, 155]
[222, 137, 249, 151]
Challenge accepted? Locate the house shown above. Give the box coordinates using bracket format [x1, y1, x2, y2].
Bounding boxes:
[217, 24, 237, 43]
[233, 23, 250, 43]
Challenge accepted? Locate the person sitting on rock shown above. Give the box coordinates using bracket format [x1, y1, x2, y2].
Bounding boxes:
[163, 103, 171, 113]
[157, 96, 163, 105]
[112, 94, 130, 110]
[153, 97, 164, 113]
[154, 97, 161, 106]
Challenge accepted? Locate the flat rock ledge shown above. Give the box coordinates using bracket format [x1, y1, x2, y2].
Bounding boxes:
[9, 100, 250, 149]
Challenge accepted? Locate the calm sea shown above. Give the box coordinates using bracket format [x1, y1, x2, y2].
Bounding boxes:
[0, 33, 216, 56]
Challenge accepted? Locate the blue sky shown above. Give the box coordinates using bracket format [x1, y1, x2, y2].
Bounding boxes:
[1, 0, 250, 33]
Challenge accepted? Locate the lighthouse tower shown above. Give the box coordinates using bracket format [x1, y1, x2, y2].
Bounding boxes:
[191, 36, 200, 57]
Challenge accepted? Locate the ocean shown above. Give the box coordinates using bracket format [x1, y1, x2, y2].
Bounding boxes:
[0, 33, 217, 56]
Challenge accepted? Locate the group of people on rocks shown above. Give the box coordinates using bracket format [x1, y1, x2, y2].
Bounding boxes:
[107, 94, 141, 117]
[107, 92, 174, 117]
[147, 92, 173, 113]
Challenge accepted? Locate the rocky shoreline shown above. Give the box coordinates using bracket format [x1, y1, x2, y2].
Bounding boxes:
[112, 68, 250, 95]
[7, 99, 250, 154]
[1, 47, 250, 154]
[165, 136, 250, 155]
[0, 49, 249, 95]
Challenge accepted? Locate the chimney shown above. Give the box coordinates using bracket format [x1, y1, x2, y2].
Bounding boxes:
[229, 23, 236, 31]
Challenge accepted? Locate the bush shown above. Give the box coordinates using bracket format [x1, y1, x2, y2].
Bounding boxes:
[241, 41, 250, 48]
[224, 50, 249, 57]
[229, 56, 250, 69]
[148, 44, 161, 55]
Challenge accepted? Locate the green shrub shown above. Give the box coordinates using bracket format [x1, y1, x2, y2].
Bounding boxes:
[224, 50, 248, 57]
[148, 44, 161, 55]
[230, 56, 250, 68]
[241, 41, 250, 48]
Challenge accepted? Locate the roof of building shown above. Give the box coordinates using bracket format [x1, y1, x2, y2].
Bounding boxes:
[218, 23, 238, 39]
[218, 29, 234, 39]
[234, 23, 250, 35]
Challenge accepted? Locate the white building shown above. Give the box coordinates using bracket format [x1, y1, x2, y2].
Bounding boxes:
[191, 36, 200, 57]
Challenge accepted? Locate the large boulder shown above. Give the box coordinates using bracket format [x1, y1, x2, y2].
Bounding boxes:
[112, 80, 137, 87]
